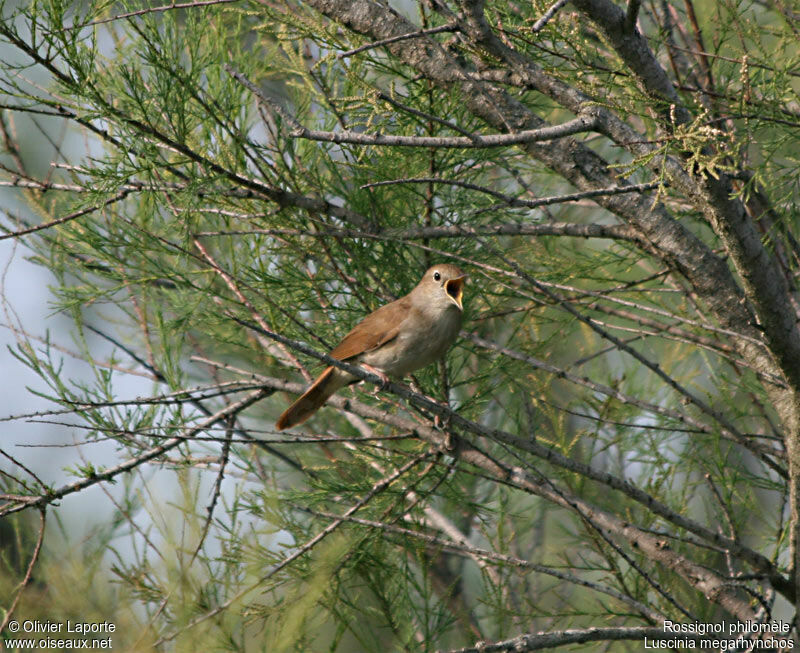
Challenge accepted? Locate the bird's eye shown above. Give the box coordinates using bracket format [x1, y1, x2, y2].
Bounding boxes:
[433, 271, 441, 282]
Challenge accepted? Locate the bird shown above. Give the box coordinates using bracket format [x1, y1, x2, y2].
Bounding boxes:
[275, 263, 467, 430]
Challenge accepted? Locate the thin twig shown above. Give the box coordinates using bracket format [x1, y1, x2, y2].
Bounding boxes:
[191, 415, 234, 562]
[485, 250, 786, 474]
[58, 0, 240, 32]
[304, 507, 663, 620]
[192, 238, 310, 380]
[373, 89, 477, 138]
[210, 350, 791, 600]
[0, 508, 46, 633]
[84, 323, 308, 475]
[531, 0, 572, 32]
[361, 177, 663, 208]
[338, 23, 458, 58]
[0, 188, 131, 241]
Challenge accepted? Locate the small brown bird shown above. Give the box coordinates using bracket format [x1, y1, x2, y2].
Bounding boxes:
[276, 264, 467, 430]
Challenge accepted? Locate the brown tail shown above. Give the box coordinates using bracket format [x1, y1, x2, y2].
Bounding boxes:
[276, 367, 346, 430]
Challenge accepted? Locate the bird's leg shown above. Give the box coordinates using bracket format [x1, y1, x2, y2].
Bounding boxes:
[408, 375, 429, 399]
[409, 374, 452, 433]
[436, 362, 453, 433]
[360, 363, 390, 390]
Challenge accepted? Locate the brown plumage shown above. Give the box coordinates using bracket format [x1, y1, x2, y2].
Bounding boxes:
[276, 264, 466, 430]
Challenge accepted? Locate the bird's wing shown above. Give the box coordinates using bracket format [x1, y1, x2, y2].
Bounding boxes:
[329, 296, 411, 361]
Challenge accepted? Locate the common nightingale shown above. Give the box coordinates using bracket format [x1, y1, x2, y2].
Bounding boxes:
[276, 264, 467, 430]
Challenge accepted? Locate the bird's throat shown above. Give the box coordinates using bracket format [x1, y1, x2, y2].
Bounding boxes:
[445, 277, 465, 310]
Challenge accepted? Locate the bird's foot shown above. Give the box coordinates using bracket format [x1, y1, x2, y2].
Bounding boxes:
[408, 379, 452, 431]
[430, 415, 456, 451]
[360, 364, 390, 390]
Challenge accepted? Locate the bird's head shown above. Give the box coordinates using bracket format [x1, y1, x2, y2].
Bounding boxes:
[419, 263, 467, 311]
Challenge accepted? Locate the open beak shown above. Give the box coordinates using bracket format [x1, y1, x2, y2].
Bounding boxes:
[445, 275, 467, 310]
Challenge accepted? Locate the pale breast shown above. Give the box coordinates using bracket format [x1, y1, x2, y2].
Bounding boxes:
[359, 304, 462, 377]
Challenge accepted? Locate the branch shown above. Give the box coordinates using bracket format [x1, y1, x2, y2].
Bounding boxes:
[585, 301, 786, 387]
[0, 508, 46, 633]
[505, 469, 769, 624]
[292, 115, 597, 148]
[338, 23, 458, 58]
[463, 2, 784, 375]
[0, 26, 379, 232]
[198, 221, 643, 243]
[0, 189, 131, 241]
[229, 65, 598, 147]
[58, 0, 241, 32]
[569, 0, 688, 120]
[497, 254, 786, 474]
[301, 0, 780, 400]
[447, 627, 702, 653]
[361, 177, 664, 209]
[624, 0, 641, 33]
[568, 0, 800, 604]
[570, 0, 800, 391]
[531, 0, 572, 33]
[83, 324, 308, 475]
